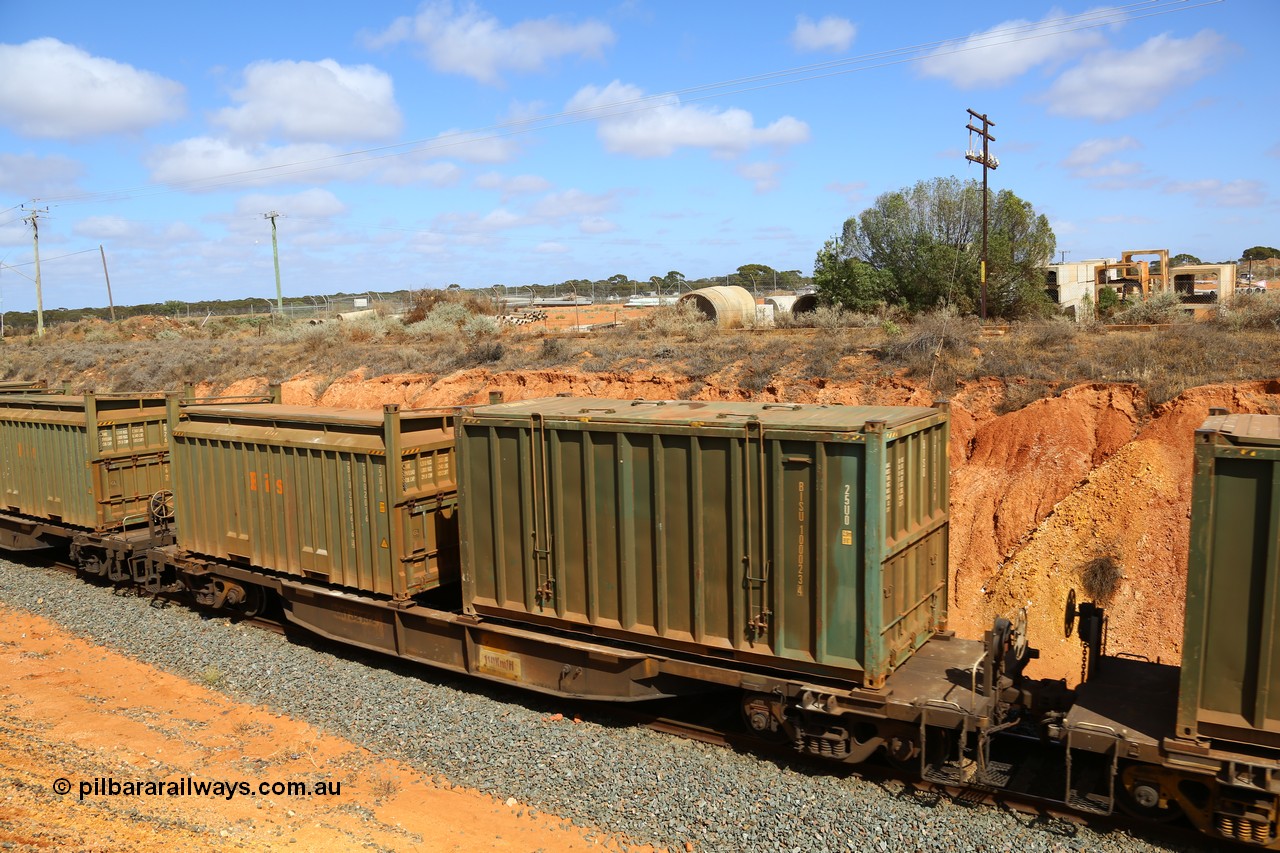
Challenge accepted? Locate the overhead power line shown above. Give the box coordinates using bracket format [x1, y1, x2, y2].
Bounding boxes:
[28, 0, 1220, 207]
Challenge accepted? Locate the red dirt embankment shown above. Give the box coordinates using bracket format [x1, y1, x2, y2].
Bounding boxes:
[196, 370, 1280, 685]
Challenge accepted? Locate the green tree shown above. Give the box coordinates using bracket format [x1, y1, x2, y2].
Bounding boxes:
[813, 240, 894, 312]
[1242, 246, 1280, 262]
[736, 263, 775, 291]
[1170, 253, 1202, 267]
[818, 177, 1055, 318]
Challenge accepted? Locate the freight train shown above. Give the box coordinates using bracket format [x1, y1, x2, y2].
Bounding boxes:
[0, 382, 1276, 848]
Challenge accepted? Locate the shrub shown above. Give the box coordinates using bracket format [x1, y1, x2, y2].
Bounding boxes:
[878, 308, 979, 364]
[1080, 554, 1124, 603]
[1213, 291, 1280, 331]
[1110, 291, 1186, 326]
[636, 303, 710, 340]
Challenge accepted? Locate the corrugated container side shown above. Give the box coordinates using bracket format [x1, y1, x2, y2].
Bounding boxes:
[458, 399, 948, 686]
[0, 394, 169, 530]
[171, 403, 457, 599]
[1178, 414, 1280, 749]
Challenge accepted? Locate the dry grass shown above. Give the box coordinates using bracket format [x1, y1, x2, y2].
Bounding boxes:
[1080, 554, 1124, 603]
[3, 296, 1279, 407]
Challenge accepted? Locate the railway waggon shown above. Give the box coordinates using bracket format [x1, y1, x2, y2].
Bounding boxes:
[0, 388, 1277, 848]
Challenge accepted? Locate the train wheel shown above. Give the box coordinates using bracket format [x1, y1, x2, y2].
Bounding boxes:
[235, 584, 269, 619]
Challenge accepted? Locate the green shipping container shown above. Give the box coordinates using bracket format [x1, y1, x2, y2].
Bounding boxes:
[458, 398, 949, 687]
[1178, 413, 1280, 749]
[0, 393, 169, 532]
[171, 403, 458, 599]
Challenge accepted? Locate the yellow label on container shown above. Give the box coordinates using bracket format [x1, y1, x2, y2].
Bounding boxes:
[841, 530, 853, 545]
[477, 647, 522, 681]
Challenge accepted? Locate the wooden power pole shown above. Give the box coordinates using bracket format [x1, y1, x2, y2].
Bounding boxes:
[965, 110, 998, 321]
[22, 206, 48, 337]
[99, 245, 116, 321]
[264, 211, 283, 311]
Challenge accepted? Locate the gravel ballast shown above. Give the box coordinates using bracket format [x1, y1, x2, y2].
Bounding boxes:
[0, 558, 1204, 852]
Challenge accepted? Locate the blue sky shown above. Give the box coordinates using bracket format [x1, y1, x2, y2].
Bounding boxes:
[0, 0, 1274, 312]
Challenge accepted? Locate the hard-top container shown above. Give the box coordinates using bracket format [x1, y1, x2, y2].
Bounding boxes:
[0, 393, 169, 531]
[458, 397, 949, 687]
[1178, 412, 1280, 749]
[170, 402, 458, 599]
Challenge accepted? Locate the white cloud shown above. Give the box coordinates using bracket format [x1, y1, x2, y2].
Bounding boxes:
[737, 162, 781, 193]
[163, 222, 202, 243]
[147, 137, 378, 189]
[1095, 214, 1153, 225]
[919, 10, 1111, 88]
[429, 129, 521, 163]
[474, 172, 552, 198]
[1164, 178, 1265, 208]
[378, 158, 463, 187]
[72, 215, 140, 241]
[825, 180, 867, 204]
[1061, 136, 1142, 179]
[1043, 31, 1225, 121]
[212, 59, 401, 142]
[148, 135, 467, 190]
[790, 15, 856, 53]
[0, 153, 84, 197]
[579, 216, 617, 234]
[531, 189, 616, 219]
[1062, 136, 1140, 170]
[0, 38, 184, 138]
[566, 81, 809, 158]
[235, 188, 347, 219]
[476, 208, 527, 230]
[534, 241, 570, 254]
[368, 1, 614, 85]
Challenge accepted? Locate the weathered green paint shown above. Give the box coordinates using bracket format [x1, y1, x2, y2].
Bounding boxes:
[458, 398, 949, 686]
[171, 403, 458, 599]
[1177, 413, 1280, 748]
[0, 393, 169, 532]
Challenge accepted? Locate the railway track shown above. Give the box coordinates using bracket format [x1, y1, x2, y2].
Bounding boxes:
[25, 555, 1208, 851]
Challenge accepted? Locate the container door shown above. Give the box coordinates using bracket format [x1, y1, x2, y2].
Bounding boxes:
[530, 414, 556, 610]
[742, 422, 771, 646]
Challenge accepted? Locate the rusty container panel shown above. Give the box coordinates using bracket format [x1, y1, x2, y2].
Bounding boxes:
[1178, 413, 1280, 749]
[458, 398, 949, 686]
[171, 403, 458, 599]
[0, 393, 169, 531]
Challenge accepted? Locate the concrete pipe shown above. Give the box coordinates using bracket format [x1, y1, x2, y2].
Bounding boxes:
[792, 293, 821, 314]
[336, 309, 378, 322]
[764, 295, 798, 314]
[676, 285, 757, 327]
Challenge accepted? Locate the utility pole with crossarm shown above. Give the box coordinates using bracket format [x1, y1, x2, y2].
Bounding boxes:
[965, 110, 998, 321]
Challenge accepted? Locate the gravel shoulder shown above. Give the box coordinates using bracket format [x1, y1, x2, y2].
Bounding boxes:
[0, 600, 641, 852]
[0, 558, 1205, 853]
